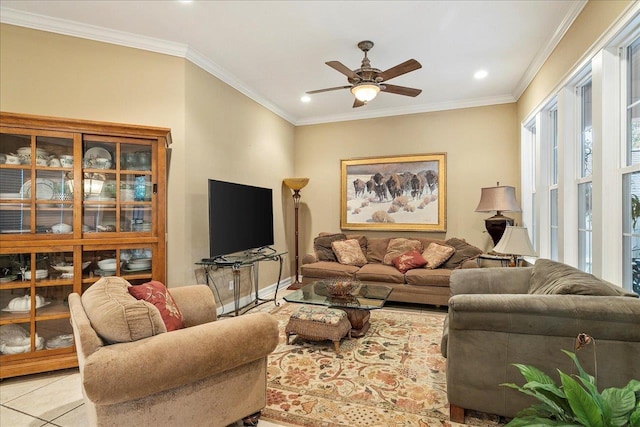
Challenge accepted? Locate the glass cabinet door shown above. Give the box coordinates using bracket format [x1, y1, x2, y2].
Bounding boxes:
[0, 132, 75, 236]
[0, 249, 75, 356]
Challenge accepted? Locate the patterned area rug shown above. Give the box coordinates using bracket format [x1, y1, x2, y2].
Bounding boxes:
[262, 303, 504, 426]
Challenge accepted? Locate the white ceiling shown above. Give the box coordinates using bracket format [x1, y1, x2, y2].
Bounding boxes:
[0, 1, 586, 126]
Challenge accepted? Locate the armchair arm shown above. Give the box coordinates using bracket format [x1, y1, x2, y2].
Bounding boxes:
[169, 284, 217, 327]
[302, 252, 318, 264]
[448, 294, 640, 341]
[82, 312, 279, 405]
[450, 267, 531, 297]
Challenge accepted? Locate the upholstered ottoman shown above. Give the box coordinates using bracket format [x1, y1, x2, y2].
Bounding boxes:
[285, 306, 351, 353]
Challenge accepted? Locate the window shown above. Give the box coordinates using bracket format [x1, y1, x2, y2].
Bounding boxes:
[549, 107, 559, 260]
[623, 35, 640, 293]
[577, 79, 593, 273]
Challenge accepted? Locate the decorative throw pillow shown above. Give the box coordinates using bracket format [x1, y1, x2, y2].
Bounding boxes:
[383, 238, 423, 265]
[81, 276, 166, 344]
[314, 233, 347, 262]
[422, 242, 456, 269]
[129, 281, 185, 331]
[529, 259, 638, 297]
[392, 250, 428, 273]
[331, 239, 368, 267]
[442, 238, 483, 269]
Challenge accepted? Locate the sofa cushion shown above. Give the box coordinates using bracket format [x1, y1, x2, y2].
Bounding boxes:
[383, 238, 424, 265]
[314, 233, 346, 262]
[529, 259, 638, 297]
[356, 263, 405, 284]
[405, 268, 452, 287]
[421, 242, 455, 269]
[392, 250, 427, 273]
[81, 276, 166, 344]
[366, 237, 392, 263]
[128, 281, 185, 331]
[331, 239, 368, 267]
[442, 238, 483, 269]
[301, 261, 359, 279]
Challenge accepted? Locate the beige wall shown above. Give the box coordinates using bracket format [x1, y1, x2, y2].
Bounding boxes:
[517, 0, 632, 122]
[184, 62, 296, 292]
[0, 24, 296, 293]
[294, 103, 520, 253]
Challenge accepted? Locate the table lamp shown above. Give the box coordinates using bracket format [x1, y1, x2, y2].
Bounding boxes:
[492, 226, 536, 267]
[475, 183, 521, 246]
[283, 178, 309, 289]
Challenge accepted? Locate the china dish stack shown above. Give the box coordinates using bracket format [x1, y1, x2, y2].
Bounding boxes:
[23, 269, 48, 280]
[124, 258, 151, 272]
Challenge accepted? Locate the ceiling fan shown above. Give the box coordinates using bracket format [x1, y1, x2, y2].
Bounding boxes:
[307, 40, 422, 108]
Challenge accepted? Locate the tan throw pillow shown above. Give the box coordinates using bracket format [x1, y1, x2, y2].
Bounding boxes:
[392, 250, 428, 273]
[422, 242, 456, 269]
[81, 276, 166, 344]
[331, 239, 368, 267]
[383, 238, 423, 265]
[314, 233, 347, 262]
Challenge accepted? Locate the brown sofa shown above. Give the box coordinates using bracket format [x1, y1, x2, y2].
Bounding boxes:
[69, 278, 279, 427]
[301, 233, 482, 306]
[441, 259, 640, 422]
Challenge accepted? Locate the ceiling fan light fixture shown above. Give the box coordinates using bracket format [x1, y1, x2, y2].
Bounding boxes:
[351, 83, 380, 103]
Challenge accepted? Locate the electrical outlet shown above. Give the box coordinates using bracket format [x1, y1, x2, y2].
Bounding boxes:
[228, 280, 234, 290]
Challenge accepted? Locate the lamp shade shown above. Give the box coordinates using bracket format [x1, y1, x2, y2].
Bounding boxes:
[475, 185, 521, 213]
[493, 226, 536, 257]
[283, 178, 309, 191]
[350, 84, 380, 103]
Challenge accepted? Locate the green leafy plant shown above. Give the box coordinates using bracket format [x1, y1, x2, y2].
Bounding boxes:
[501, 334, 640, 426]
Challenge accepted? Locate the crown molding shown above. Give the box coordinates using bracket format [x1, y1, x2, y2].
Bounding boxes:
[0, 7, 296, 124]
[295, 94, 516, 126]
[512, 0, 588, 100]
[184, 47, 296, 124]
[0, 8, 189, 57]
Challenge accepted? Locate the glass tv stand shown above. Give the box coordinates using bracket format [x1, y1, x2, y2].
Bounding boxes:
[196, 246, 286, 316]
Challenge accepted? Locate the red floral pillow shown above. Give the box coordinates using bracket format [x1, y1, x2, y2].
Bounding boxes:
[392, 250, 428, 273]
[128, 281, 184, 331]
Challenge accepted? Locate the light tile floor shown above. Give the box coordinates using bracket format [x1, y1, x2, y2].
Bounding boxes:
[0, 288, 441, 427]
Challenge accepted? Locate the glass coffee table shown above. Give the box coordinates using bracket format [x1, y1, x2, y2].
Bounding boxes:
[284, 280, 392, 337]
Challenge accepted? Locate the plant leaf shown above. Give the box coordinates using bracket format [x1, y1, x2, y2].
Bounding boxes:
[513, 363, 557, 385]
[629, 405, 640, 426]
[561, 350, 595, 386]
[560, 370, 604, 427]
[602, 387, 636, 426]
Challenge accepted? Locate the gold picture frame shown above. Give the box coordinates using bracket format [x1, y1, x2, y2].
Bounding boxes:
[340, 153, 446, 232]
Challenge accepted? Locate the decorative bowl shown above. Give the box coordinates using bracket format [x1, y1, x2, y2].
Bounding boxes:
[325, 280, 357, 297]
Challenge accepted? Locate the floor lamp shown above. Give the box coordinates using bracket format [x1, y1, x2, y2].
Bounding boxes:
[284, 178, 309, 290]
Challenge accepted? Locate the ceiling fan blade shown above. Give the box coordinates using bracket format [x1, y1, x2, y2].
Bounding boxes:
[353, 98, 365, 108]
[326, 61, 358, 79]
[377, 59, 422, 82]
[306, 85, 352, 95]
[381, 84, 422, 97]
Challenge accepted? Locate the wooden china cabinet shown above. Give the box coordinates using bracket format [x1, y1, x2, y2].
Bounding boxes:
[0, 112, 170, 378]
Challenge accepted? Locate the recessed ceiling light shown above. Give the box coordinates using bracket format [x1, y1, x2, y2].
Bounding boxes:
[300, 95, 311, 103]
[474, 70, 488, 80]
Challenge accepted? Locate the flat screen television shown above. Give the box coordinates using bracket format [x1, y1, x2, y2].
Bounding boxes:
[208, 179, 274, 258]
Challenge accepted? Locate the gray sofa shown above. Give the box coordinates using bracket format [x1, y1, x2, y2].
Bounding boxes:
[301, 233, 482, 306]
[441, 259, 640, 422]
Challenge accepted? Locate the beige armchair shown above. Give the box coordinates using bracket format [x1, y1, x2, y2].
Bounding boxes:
[69, 282, 279, 427]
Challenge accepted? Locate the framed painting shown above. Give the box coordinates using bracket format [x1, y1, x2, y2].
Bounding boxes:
[340, 153, 446, 232]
